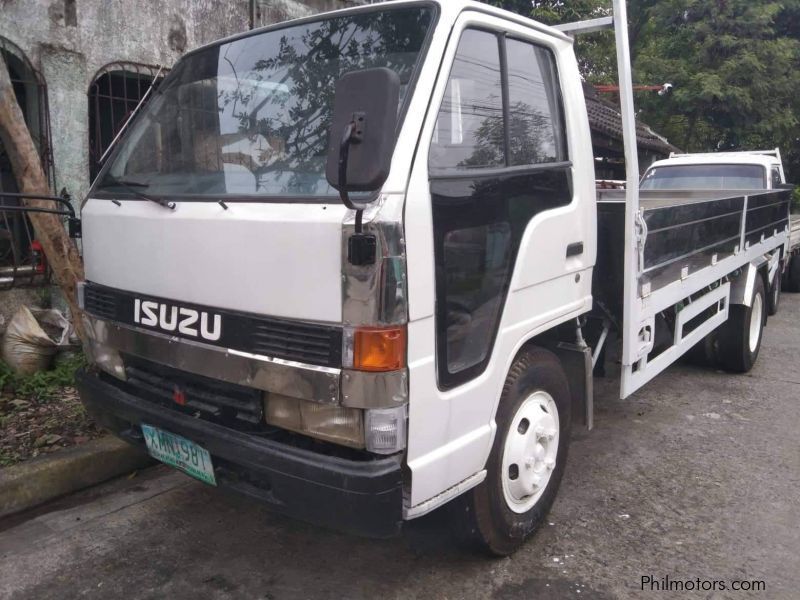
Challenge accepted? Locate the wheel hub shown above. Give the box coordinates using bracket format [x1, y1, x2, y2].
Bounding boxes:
[501, 391, 560, 513]
[749, 292, 763, 353]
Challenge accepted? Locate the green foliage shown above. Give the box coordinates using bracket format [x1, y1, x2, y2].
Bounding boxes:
[0, 353, 86, 401]
[635, 1, 800, 153]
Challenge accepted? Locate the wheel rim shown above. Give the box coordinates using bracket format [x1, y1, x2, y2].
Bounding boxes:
[749, 292, 763, 354]
[501, 391, 560, 514]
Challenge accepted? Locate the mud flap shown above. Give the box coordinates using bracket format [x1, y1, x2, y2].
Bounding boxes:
[553, 342, 593, 430]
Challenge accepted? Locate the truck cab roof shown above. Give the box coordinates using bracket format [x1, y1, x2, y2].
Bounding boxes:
[187, 0, 573, 59]
[650, 153, 782, 171]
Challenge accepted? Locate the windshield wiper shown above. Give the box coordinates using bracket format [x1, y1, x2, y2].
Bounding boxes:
[96, 176, 176, 210]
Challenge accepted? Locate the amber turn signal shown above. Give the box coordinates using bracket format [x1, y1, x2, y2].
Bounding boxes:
[353, 326, 406, 372]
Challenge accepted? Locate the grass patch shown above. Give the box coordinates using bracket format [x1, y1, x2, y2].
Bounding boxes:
[0, 352, 86, 401]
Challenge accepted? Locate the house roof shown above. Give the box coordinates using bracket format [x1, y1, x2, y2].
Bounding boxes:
[584, 83, 680, 156]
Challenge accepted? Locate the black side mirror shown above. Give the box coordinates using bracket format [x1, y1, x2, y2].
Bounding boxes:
[326, 67, 400, 212]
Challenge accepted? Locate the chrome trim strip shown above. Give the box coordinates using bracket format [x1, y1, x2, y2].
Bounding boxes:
[83, 314, 340, 404]
[341, 368, 408, 409]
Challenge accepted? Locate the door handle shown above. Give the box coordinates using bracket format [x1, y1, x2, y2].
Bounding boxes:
[566, 242, 584, 258]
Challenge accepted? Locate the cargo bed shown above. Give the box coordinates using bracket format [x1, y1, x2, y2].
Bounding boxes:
[594, 187, 793, 397]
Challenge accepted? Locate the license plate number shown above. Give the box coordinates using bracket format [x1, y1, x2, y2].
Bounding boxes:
[141, 424, 216, 486]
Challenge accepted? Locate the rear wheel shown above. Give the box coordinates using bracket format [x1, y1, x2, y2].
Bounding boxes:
[451, 347, 571, 556]
[719, 275, 766, 373]
[768, 270, 781, 316]
[784, 255, 800, 293]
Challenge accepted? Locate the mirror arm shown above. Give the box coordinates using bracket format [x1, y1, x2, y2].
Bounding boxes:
[338, 116, 369, 233]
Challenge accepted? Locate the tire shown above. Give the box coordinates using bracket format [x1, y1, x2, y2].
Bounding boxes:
[451, 347, 572, 556]
[685, 332, 718, 367]
[768, 270, 781, 316]
[719, 274, 766, 373]
[785, 255, 800, 293]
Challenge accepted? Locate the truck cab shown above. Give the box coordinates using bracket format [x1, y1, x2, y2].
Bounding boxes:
[642, 150, 786, 191]
[77, 0, 595, 553]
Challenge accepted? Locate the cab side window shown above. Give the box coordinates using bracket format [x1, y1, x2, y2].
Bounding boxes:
[505, 38, 566, 165]
[771, 167, 783, 188]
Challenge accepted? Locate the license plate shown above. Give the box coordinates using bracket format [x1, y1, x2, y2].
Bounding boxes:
[141, 424, 216, 486]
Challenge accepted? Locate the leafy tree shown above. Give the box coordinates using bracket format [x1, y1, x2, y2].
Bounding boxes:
[636, 1, 799, 152]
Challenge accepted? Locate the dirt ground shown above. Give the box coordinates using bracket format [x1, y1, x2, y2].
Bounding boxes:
[0, 386, 101, 466]
[1, 295, 799, 600]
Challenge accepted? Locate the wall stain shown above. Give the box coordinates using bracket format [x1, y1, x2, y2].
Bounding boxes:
[168, 15, 187, 54]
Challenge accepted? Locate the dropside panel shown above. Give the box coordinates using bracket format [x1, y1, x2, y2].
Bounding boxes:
[614, 189, 792, 398]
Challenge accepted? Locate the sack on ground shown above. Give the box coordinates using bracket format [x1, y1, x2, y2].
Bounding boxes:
[1, 306, 71, 375]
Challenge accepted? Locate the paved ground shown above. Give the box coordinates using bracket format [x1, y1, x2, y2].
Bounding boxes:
[2, 295, 799, 600]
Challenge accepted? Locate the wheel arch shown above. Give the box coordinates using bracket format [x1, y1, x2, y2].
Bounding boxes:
[509, 321, 593, 431]
[729, 259, 771, 308]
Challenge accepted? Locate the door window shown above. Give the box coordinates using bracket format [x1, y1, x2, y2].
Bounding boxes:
[429, 30, 504, 171]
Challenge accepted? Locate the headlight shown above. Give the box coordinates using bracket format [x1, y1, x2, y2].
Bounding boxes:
[264, 394, 407, 454]
[87, 340, 126, 381]
[265, 393, 364, 448]
[81, 307, 125, 381]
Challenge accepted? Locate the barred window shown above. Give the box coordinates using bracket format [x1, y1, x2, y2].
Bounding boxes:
[88, 62, 166, 181]
[0, 37, 54, 287]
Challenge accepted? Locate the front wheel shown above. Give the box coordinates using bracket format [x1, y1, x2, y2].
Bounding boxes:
[451, 347, 571, 556]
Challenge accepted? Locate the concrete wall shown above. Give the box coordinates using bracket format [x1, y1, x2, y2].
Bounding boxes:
[0, 0, 364, 207]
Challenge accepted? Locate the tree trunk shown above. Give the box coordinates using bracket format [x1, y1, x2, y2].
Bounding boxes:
[0, 58, 86, 341]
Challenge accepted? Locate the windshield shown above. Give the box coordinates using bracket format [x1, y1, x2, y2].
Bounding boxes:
[95, 6, 434, 200]
[641, 164, 767, 191]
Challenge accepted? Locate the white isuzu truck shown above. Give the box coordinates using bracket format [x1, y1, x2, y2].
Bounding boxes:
[73, 0, 794, 554]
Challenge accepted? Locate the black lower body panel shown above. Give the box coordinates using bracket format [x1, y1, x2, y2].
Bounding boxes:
[76, 369, 403, 538]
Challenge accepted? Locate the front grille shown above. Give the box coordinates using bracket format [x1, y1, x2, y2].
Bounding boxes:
[122, 356, 263, 429]
[251, 319, 340, 366]
[82, 282, 343, 368]
[84, 285, 116, 320]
